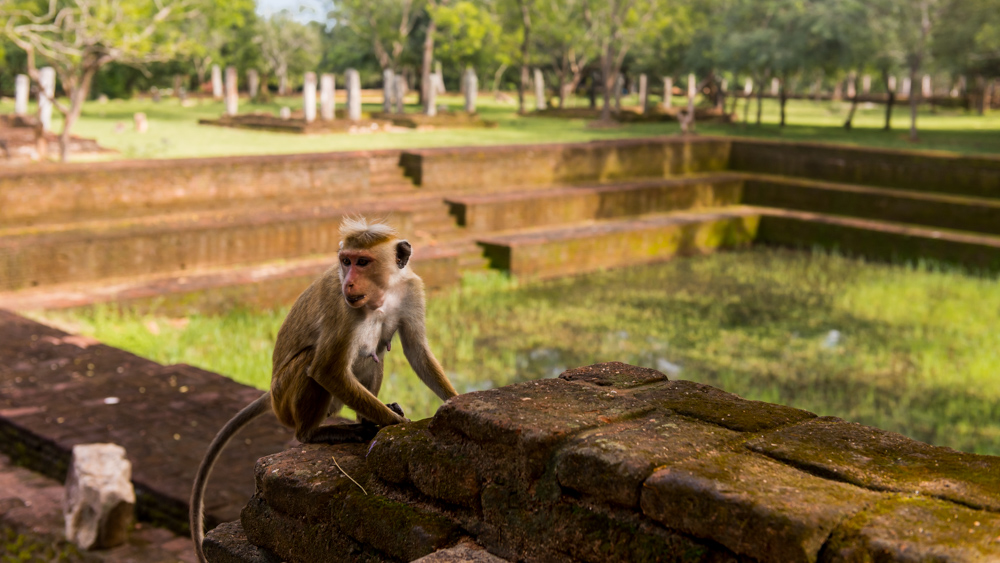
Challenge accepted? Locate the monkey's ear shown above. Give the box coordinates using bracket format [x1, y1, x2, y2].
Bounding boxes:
[395, 240, 412, 269]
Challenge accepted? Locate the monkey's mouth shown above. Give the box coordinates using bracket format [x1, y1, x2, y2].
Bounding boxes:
[346, 294, 365, 305]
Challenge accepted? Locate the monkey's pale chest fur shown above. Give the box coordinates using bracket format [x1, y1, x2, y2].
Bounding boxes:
[352, 291, 403, 364]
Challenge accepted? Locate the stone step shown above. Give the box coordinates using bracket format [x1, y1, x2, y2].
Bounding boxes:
[445, 173, 744, 233]
[754, 207, 1000, 272]
[743, 174, 1000, 237]
[0, 196, 455, 293]
[476, 208, 760, 279]
[0, 245, 461, 313]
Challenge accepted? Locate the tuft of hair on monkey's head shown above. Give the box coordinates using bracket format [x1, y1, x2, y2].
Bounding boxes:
[339, 217, 398, 249]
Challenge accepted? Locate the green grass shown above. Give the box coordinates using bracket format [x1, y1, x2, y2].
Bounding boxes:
[31, 247, 1000, 456]
[2, 93, 998, 159]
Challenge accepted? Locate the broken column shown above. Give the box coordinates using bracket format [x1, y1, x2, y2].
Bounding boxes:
[38, 66, 56, 133]
[888, 75, 897, 93]
[464, 68, 478, 114]
[14, 74, 29, 116]
[320, 73, 335, 121]
[383, 69, 395, 113]
[346, 68, 361, 122]
[394, 75, 406, 114]
[744, 77, 753, 96]
[663, 77, 673, 109]
[424, 71, 438, 116]
[224, 66, 238, 116]
[922, 74, 932, 98]
[211, 64, 223, 100]
[247, 69, 260, 100]
[846, 72, 857, 98]
[64, 444, 135, 550]
[862, 74, 871, 95]
[534, 68, 545, 110]
[303, 71, 317, 123]
[771, 77, 779, 96]
[638, 73, 648, 113]
[902, 77, 911, 97]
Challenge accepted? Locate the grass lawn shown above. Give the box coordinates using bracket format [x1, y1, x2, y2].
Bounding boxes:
[30, 247, 1000, 456]
[1, 92, 998, 159]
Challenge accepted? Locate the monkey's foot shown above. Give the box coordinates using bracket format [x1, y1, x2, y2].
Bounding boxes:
[310, 423, 379, 444]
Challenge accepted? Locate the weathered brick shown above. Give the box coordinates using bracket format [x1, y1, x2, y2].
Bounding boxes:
[746, 416, 1000, 512]
[641, 451, 879, 563]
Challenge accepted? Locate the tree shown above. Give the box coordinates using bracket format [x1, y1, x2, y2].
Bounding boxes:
[2, 0, 203, 162]
[589, 0, 658, 121]
[895, 0, 942, 141]
[332, 0, 423, 72]
[533, 0, 597, 107]
[432, 0, 511, 91]
[256, 11, 321, 96]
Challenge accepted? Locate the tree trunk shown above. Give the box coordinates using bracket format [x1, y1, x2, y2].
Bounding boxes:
[589, 72, 597, 109]
[421, 10, 437, 110]
[883, 70, 894, 131]
[599, 47, 614, 122]
[491, 63, 508, 93]
[909, 64, 920, 141]
[779, 77, 788, 127]
[844, 72, 859, 130]
[516, 0, 532, 114]
[755, 83, 763, 126]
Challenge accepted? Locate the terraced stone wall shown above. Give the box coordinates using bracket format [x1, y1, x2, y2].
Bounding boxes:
[730, 139, 1000, 198]
[209, 362, 1000, 563]
[0, 151, 392, 226]
[400, 137, 732, 192]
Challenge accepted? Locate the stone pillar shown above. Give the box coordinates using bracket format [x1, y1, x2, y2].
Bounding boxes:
[434, 60, 445, 94]
[688, 73, 697, 103]
[534, 68, 545, 110]
[901, 77, 911, 96]
[38, 66, 56, 133]
[663, 77, 673, 109]
[846, 72, 857, 98]
[424, 72, 438, 116]
[383, 69, 395, 113]
[464, 68, 478, 114]
[280, 106, 291, 120]
[394, 75, 406, 114]
[279, 74, 287, 96]
[744, 77, 753, 96]
[922, 74, 932, 98]
[64, 444, 135, 551]
[638, 73, 648, 113]
[888, 75, 897, 93]
[247, 70, 260, 100]
[320, 73, 335, 121]
[862, 74, 871, 95]
[224, 66, 238, 116]
[303, 72, 317, 123]
[14, 74, 29, 116]
[770, 77, 779, 96]
[211, 65, 223, 99]
[346, 68, 361, 121]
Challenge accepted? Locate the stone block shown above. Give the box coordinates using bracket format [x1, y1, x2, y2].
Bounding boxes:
[63, 443, 135, 550]
[630, 378, 816, 432]
[555, 412, 741, 507]
[558, 361, 668, 388]
[248, 443, 460, 562]
[203, 520, 282, 563]
[428, 378, 649, 482]
[821, 496, 1000, 562]
[413, 541, 510, 563]
[641, 451, 879, 563]
[746, 416, 1000, 512]
[367, 421, 481, 508]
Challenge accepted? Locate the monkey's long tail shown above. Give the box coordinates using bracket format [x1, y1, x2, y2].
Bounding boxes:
[190, 392, 272, 563]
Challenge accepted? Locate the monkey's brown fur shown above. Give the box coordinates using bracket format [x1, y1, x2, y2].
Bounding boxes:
[190, 218, 458, 563]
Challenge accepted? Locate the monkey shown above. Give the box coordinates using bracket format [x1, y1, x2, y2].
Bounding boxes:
[189, 217, 459, 563]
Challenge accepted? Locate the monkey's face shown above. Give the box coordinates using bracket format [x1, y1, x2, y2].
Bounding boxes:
[339, 248, 389, 309]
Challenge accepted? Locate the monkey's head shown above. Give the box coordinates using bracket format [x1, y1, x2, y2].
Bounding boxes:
[337, 218, 412, 310]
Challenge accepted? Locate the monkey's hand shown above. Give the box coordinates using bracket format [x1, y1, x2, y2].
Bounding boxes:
[386, 402, 406, 419]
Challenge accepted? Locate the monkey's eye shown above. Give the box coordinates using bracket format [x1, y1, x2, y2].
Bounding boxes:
[356, 258, 370, 267]
[341, 257, 351, 267]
